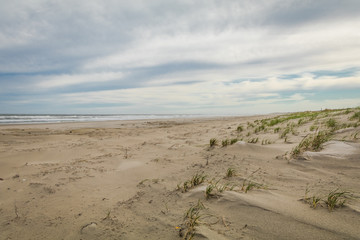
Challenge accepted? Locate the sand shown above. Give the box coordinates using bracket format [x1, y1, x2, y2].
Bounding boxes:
[0, 110, 360, 239]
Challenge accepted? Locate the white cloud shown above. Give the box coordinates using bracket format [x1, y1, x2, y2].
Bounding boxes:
[56, 73, 359, 110]
[1, 1, 360, 113]
[36, 72, 124, 89]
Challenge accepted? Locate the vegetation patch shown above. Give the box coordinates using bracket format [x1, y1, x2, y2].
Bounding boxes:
[178, 200, 205, 239]
[209, 138, 218, 148]
[177, 173, 206, 193]
[291, 131, 331, 158]
[302, 187, 351, 211]
[350, 111, 360, 121]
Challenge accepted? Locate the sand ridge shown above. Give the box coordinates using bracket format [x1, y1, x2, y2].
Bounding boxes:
[0, 109, 360, 239]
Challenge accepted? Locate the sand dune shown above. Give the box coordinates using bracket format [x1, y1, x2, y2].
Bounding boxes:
[1, 109, 360, 239]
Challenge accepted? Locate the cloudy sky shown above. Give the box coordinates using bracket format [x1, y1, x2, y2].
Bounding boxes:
[1, 0, 360, 114]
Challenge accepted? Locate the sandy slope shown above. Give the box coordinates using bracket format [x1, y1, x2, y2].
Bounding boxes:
[0, 111, 359, 239]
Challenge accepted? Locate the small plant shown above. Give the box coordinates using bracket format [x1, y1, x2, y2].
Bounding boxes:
[311, 131, 330, 151]
[222, 139, 230, 147]
[274, 127, 281, 133]
[326, 118, 337, 129]
[177, 173, 206, 193]
[237, 125, 243, 132]
[191, 173, 206, 186]
[241, 179, 262, 193]
[181, 200, 205, 239]
[244, 181, 262, 193]
[209, 138, 218, 148]
[309, 125, 318, 132]
[325, 189, 350, 211]
[226, 168, 236, 178]
[248, 137, 258, 144]
[310, 196, 322, 209]
[353, 132, 359, 139]
[280, 128, 290, 138]
[177, 180, 191, 193]
[217, 182, 233, 193]
[254, 124, 266, 133]
[291, 131, 331, 157]
[230, 138, 238, 145]
[205, 184, 216, 199]
[350, 111, 360, 121]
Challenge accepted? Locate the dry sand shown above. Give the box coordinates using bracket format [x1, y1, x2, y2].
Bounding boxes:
[0, 110, 360, 239]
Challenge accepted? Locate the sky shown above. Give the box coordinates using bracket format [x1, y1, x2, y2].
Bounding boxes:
[1, 0, 360, 115]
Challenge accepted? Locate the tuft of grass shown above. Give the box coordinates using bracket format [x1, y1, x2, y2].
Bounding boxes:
[280, 127, 290, 138]
[181, 200, 205, 239]
[205, 184, 216, 199]
[177, 180, 191, 193]
[302, 187, 351, 211]
[244, 181, 262, 193]
[254, 124, 266, 133]
[226, 168, 236, 178]
[177, 173, 206, 193]
[248, 137, 258, 144]
[325, 189, 350, 211]
[326, 118, 337, 129]
[247, 122, 255, 128]
[237, 125, 243, 132]
[309, 125, 318, 132]
[191, 173, 206, 187]
[303, 187, 322, 209]
[274, 127, 281, 133]
[209, 138, 218, 148]
[241, 179, 263, 193]
[291, 131, 331, 158]
[230, 138, 238, 145]
[205, 179, 235, 199]
[261, 139, 271, 145]
[222, 139, 230, 147]
[311, 131, 331, 151]
[350, 111, 360, 121]
[310, 196, 322, 209]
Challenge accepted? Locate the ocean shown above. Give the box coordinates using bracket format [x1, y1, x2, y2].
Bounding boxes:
[0, 114, 208, 124]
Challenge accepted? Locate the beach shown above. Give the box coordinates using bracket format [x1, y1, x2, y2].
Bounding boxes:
[0, 109, 360, 239]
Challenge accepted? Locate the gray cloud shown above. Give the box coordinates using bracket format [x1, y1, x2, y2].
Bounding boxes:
[1, 0, 360, 113]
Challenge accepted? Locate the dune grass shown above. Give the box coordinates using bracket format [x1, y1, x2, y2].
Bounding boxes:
[225, 168, 236, 178]
[291, 131, 331, 158]
[303, 187, 351, 211]
[221, 139, 230, 147]
[325, 189, 350, 211]
[180, 200, 205, 239]
[177, 173, 206, 193]
[209, 138, 218, 148]
[350, 111, 360, 121]
[248, 137, 258, 144]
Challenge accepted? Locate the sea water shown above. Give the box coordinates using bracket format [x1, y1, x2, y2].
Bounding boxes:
[0, 114, 208, 124]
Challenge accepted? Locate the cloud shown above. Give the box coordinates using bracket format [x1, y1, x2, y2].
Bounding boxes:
[36, 72, 124, 89]
[0, 1, 360, 114]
